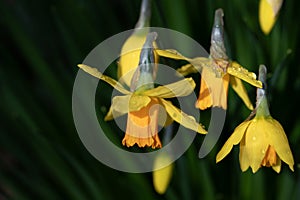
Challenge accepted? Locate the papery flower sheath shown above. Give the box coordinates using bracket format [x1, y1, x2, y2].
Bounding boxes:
[216, 65, 294, 173]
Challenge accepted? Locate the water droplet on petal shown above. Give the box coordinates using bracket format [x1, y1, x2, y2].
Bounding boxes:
[252, 136, 256, 141]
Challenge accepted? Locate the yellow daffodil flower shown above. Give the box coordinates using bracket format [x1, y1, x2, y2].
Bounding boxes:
[216, 65, 294, 173]
[78, 64, 207, 149]
[259, 0, 283, 35]
[118, 0, 158, 86]
[156, 9, 262, 110]
[153, 152, 173, 194]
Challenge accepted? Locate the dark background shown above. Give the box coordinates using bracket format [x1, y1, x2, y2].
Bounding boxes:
[1, 0, 300, 199]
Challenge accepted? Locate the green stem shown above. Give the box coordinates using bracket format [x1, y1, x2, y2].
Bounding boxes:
[256, 65, 270, 117]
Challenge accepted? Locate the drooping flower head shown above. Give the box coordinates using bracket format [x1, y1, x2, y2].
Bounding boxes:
[156, 9, 262, 110]
[216, 65, 294, 173]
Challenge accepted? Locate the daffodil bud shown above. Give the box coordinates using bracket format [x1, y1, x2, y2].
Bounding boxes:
[259, 0, 283, 35]
[153, 153, 174, 194]
[118, 0, 159, 87]
[210, 8, 228, 61]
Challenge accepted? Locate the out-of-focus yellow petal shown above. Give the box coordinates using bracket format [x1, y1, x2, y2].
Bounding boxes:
[265, 117, 294, 171]
[142, 78, 195, 98]
[118, 29, 148, 86]
[244, 119, 270, 173]
[259, 0, 283, 35]
[216, 121, 251, 163]
[153, 153, 174, 194]
[230, 76, 254, 110]
[227, 62, 262, 88]
[156, 49, 190, 61]
[78, 64, 131, 95]
[160, 99, 207, 134]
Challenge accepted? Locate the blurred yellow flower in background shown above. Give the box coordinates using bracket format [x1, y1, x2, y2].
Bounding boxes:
[216, 65, 294, 173]
[259, 0, 283, 35]
[153, 152, 174, 194]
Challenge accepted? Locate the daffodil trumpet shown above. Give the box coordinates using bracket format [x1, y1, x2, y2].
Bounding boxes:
[216, 65, 294, 173]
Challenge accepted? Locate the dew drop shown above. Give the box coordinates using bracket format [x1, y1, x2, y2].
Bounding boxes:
[262, 150, 265, 154]
[252, 136, 256, 141]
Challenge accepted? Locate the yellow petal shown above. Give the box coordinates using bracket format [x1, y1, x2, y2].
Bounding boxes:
[195, 74, 212, 110]
[196, 66, 229, 110]
[271, 158, 281, 173]
[227, 62, 262, 88]
[176, 63, 198, 76]
[78, 64, 131, 95]
[104, 95, 131, 120]
[230, 76, 254, 110]
[259, 0, 283, 35]
[153, 153, 174, 194]
[244, 119, 270, 173]
[266, 118, 294, 171]
[239, 136, 250, 172]
[176, 57, 211, 76]
[156, 49, 190, 61]
[142, 78, 195, 98]
[159, 99, 207, 134]
[216, 121, 251, 163]
[129, 95, 152, 112]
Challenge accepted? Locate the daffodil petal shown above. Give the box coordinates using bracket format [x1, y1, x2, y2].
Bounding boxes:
[239, 137, 250, 172]
[216, 120, 251, 163]
[176, 57, 211, 76]
[271, 158, 281, 173]
[156, 49, 190, 61]
[129, 95, 152, 111]
[159, 99, 207, 134]
[245, 119, 270, 173]
[142, 78, 195, 98]
[227, 62, 262, 88]
[78, 64, 131, 95]
[177, 63, 198, 76]
[266, 118, 294, 171]
[104, 95, 131, 120]
[230, 76, 254, 110]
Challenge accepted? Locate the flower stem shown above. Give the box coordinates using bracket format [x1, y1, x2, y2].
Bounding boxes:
[135, 0, 152, 28]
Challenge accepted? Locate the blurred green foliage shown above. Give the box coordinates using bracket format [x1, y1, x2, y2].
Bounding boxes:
[1, 0, 300, 199]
